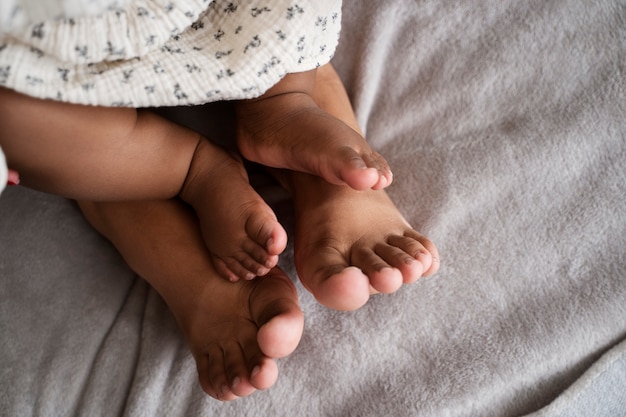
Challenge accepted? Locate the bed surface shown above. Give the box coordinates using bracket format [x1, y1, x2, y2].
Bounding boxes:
[1, 1, 625, 416]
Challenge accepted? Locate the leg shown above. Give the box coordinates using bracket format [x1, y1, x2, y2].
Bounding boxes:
[0, 86, 195, 200]
[0, 87, 286, 280]
[236, 66, 393, 191]
[284, 65, 440, 311]
[78, 198, 304, 401]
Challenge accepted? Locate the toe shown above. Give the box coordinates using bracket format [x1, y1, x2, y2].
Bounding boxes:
[212, 258, 244, 282]
[223, 343, 256, 398]
[257, 308, 304, 358]
[390, 230, 440, 277]
[337, 147, 379, 190]
[220, 256, 257, 281]
[198, 347, 234, 401]
[245, 210, 287, 257]
[352, 246, 404, 293]
[361, 152, 393, 189]
[296, 245, 371, 310]
[249, 269, 304, 357]
[375, 241, 424, 284]
[247, 358, 278, 391]
[314, 267, 371, 311]
[241, 240, 280, 274]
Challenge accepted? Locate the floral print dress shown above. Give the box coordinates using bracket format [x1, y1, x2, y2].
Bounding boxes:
[0, 0, 342, 107]
[0, 0, 342, 186]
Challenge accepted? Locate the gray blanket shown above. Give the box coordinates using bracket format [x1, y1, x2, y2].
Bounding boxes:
[1, 1, 625, 416]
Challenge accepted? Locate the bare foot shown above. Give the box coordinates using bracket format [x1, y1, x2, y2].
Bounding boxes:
[180, 139, 287, 281]
[274, 64, 439, 311]
[79, 199, 304, 401]
[236, 70, 392, 191]
[288, 172, 439, 311]
[172, 267, 304, 400]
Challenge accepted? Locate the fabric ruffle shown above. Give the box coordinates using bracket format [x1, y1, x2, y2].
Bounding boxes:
[5, 0, 209, 64]
[0, 0, 341, 107]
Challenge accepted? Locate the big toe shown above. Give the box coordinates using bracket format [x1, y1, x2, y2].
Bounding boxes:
[307, 266, 372, 311]
[250, 269, 304, 357]
[333, 148, 393, 191]
[245, 208, 288, 259]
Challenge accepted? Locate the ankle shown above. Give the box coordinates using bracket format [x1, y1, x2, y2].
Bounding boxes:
[178, 138, 215, 209]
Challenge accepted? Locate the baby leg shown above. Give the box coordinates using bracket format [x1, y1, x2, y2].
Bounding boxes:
[0, 86, 195, 200]
[236, 65, 393, 191]
[0, 87, 286, 281]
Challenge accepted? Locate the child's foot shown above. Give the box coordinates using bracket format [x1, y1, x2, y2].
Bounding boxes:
[289, 172, 439, 311]
[236, 92, 392, 191]
[180, 139, 288, 281]
[170, 266, 304, 400]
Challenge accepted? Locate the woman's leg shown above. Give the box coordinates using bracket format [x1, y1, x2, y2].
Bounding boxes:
[78, 198, 304, 401]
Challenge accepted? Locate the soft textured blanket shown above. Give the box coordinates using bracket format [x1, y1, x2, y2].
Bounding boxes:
[1, 1, 625, 416]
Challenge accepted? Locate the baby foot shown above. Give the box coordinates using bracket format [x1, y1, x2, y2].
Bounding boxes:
[180, 139, 288, 281]
[236, 89, 392, 191]
[289, 172, 439, 311]
[168, 266, 304, 400]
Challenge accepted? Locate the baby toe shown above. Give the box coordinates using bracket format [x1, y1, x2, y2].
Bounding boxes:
[220, 256, 257, 281]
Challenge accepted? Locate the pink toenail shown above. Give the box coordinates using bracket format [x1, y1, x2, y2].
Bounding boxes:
[7, 169, 20, 186]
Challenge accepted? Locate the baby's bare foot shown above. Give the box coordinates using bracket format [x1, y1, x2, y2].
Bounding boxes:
[289, 172, 439, 311]
[236, 88, 392, 191]
[171, 266, 304, 400]
[180, 140, 287, 281]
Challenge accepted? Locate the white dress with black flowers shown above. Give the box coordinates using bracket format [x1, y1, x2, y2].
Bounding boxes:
[0, 0, 342, 107]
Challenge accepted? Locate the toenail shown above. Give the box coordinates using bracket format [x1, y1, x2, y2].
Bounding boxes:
[251, 366, 261, 377]
[7, 170, 20, 186]
[231, 377, 241, 388]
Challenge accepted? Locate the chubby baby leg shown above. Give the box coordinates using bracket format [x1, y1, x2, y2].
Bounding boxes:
[0, 86, 196, 200]
[0, 87, 286, 281]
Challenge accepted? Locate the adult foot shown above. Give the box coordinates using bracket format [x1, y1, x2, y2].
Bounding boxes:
[236, 70, 392, 191]
[79, 199, 303, 401]
[289, 172, 439, 311]
[172, 266, 304, 400]
[180, 139, 288, 281]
